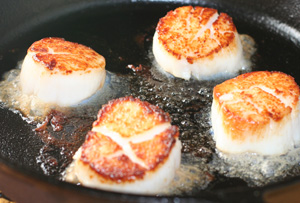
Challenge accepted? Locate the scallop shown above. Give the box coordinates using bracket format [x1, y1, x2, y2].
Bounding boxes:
[20, 37, 106, 106]
[211, 71, 300, 155]
[65, 96, 181, 194]
[153, 6, 244, 80]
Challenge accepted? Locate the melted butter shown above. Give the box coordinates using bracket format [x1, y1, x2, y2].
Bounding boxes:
[0, 64, 130, 122]
[160, 153, 213, 195]
[210, 147, 300, 187]
[1, 34, 294, 195]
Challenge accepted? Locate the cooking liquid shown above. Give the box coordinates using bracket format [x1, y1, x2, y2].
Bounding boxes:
[1, 33, 296, 195]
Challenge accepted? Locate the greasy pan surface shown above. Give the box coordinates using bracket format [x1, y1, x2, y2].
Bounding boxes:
[1, 0, 300, 202]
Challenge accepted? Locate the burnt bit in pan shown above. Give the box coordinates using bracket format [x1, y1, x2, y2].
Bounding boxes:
[34, 110, 94, 177]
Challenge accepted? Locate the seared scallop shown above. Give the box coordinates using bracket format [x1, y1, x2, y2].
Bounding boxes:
[20, 37, 106, 106]
[65, 96, 181, 194]
[153, 6, 244, 80]
[211, 71, 300, 155]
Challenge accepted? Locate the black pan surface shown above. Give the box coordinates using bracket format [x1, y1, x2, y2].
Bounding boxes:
[1, 0, 300, 202]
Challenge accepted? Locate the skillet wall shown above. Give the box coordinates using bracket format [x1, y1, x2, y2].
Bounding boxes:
[1, 0, 300, 48]
[1, 0, 300, 72]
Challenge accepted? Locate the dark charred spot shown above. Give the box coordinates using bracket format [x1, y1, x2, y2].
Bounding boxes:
[275, 88, 284, 94]
[47, 59, 57, 70]
[35, 110, 67, 132]
[66, 70, 73, 74]
[31, 47, 48, 52]
[187, 57, 194, 64]
[126, 64, 143, 72]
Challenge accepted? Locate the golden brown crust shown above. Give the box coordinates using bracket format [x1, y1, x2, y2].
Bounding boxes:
[213, 71, 300, 141]
[93, 96, 171, 137]
[156, 6, 237, 64]
[80, 96, 179, 183]
[81, 131, 146, 182]
[131, 126, 178, 169]
[28, 37, 105, 74]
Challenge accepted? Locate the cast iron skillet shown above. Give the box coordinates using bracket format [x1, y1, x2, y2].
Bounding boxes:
[1, 0, 300, 202]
